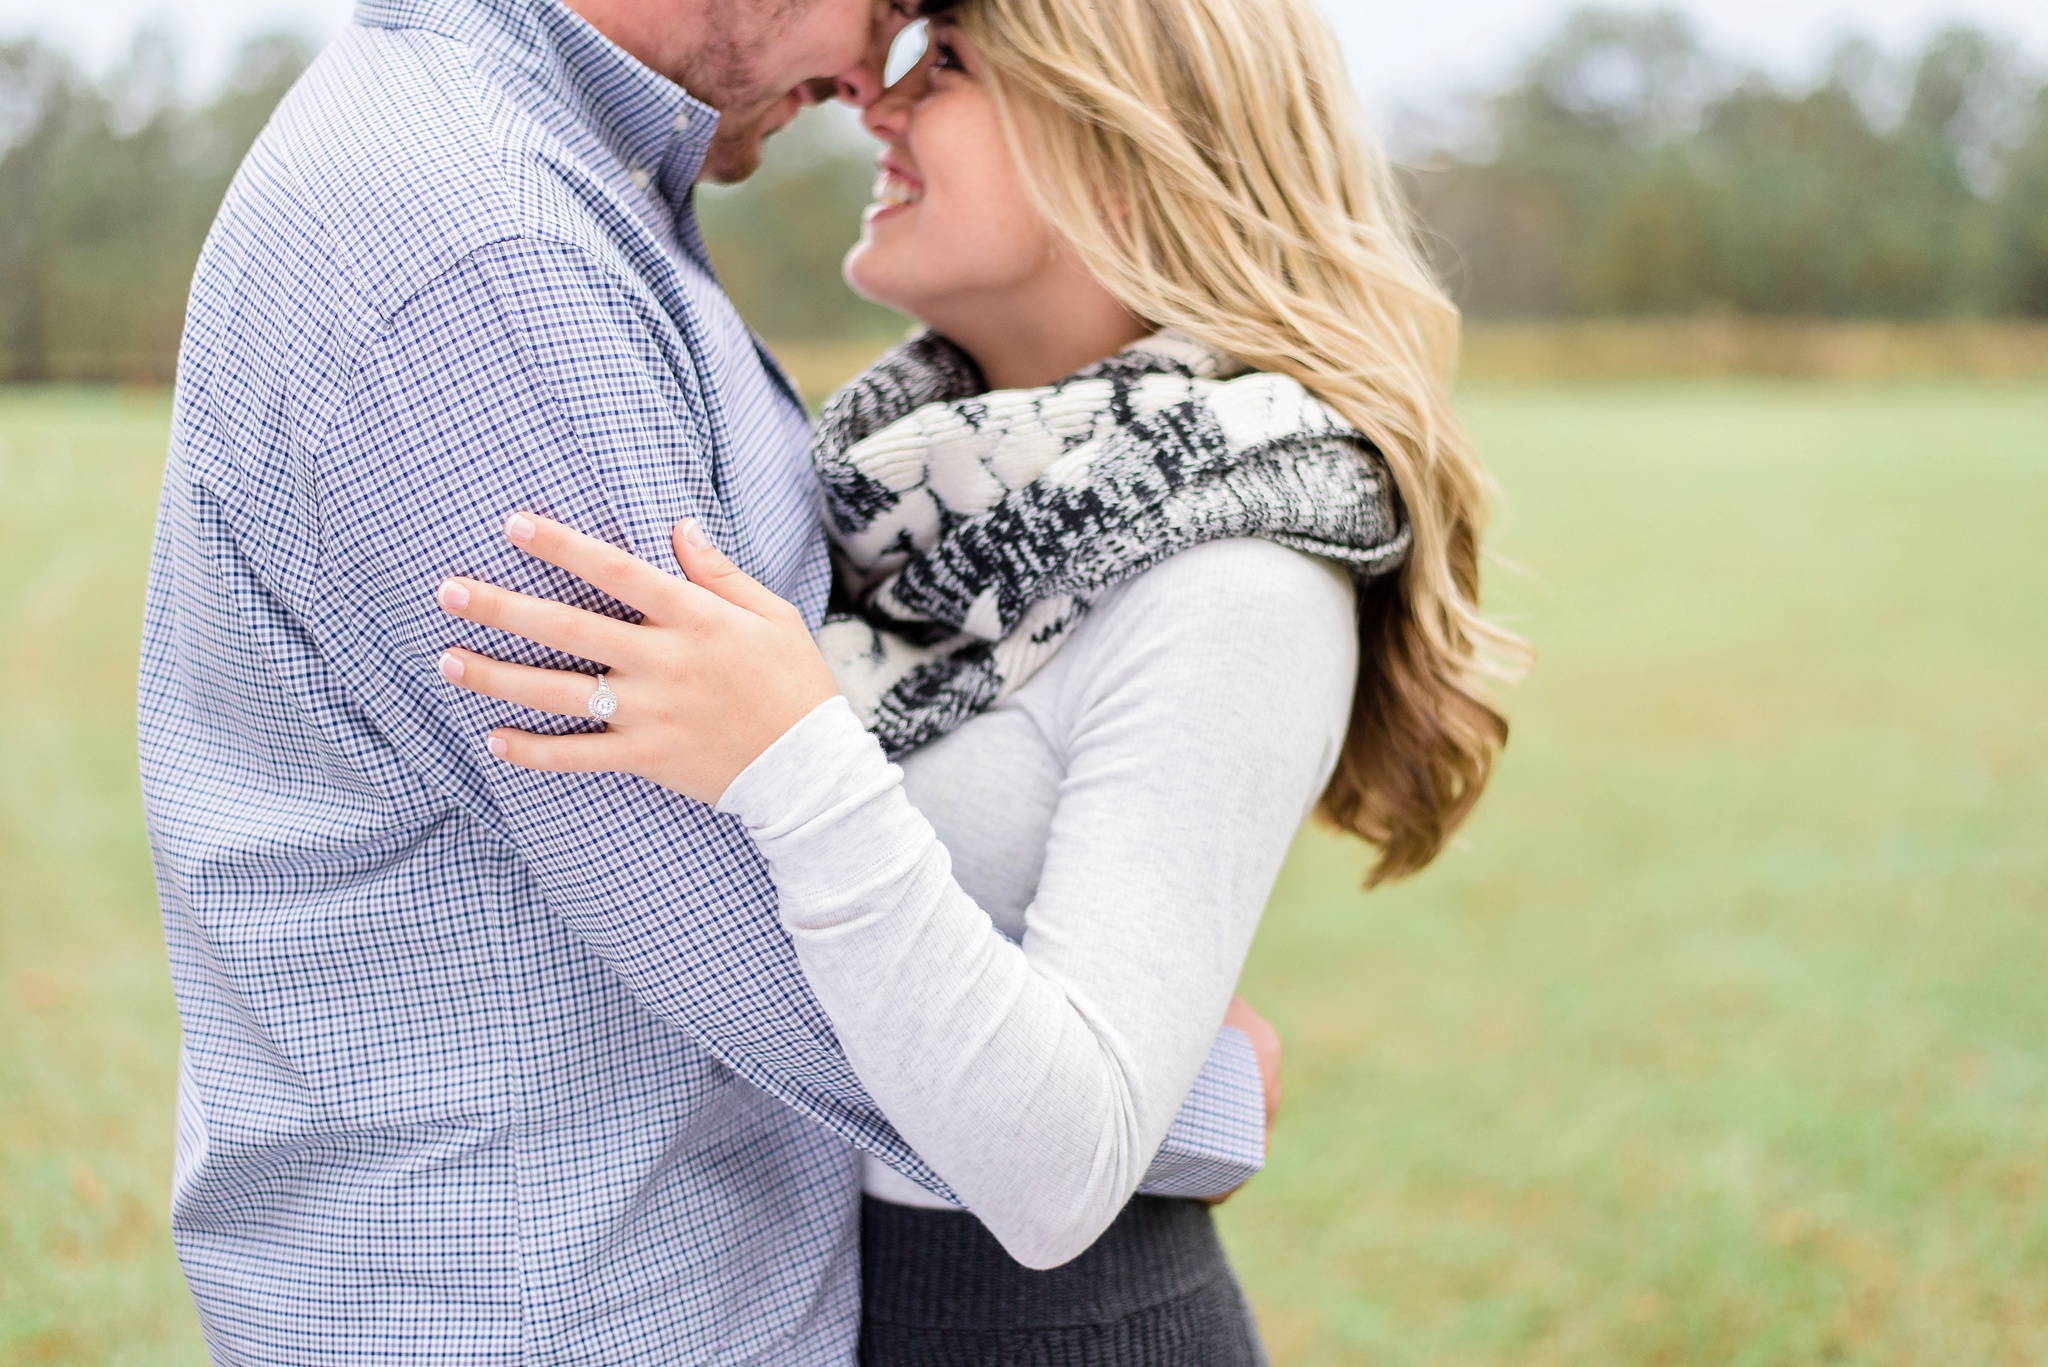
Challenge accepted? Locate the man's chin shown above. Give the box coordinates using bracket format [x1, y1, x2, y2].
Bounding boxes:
[699, 137, 769, 186]
[698, 88, 812, 186]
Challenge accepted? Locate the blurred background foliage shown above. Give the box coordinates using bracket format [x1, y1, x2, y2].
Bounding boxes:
[1405, 9, 2048, 318]
[0, 30, 311, 382]
[2, 7, 2047, 384]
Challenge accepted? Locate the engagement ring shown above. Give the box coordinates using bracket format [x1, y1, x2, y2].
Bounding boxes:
[587, 674, 618, 722]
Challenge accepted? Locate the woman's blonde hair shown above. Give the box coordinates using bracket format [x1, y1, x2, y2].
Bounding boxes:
[955, 0, 1526, 884]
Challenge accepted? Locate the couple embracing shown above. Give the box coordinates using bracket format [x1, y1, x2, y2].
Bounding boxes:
[141, 0, 1515, 1359]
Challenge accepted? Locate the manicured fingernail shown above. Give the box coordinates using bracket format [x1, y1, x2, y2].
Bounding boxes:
[437, 580, 470, 611]
[486, 734, 508, 759]
[437, 652, 465, 683]
[505, 513, 537, 546]
[681, 517, 709, 549]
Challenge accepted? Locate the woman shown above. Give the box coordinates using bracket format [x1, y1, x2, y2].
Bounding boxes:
[434, 0, 1520, 1358]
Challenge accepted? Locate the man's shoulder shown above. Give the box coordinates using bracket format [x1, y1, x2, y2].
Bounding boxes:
[174, 22, 630, 493]
[215, 23, 584, 328]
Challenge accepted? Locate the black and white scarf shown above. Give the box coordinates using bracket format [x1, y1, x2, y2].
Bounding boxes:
[812, 328, 1410, 758]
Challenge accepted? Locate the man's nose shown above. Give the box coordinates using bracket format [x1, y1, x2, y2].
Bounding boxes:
[833, 53, 890, 108]
[834, 10, 912, 108]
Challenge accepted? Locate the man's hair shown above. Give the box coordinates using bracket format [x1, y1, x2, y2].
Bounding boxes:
[956, 0, 1528, 886]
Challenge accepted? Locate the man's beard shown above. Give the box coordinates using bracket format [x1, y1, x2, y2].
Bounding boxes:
[699, 78, 838, 186]
[680, 0, 834, 187]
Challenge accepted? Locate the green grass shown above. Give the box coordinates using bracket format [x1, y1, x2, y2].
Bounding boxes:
[2, 382, 2044, 1364]
[1222, 382, 2048, 1364]
[0, 389, 199, 1364]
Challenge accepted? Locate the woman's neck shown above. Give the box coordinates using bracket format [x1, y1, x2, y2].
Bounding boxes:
[921, 264, 1151, 392]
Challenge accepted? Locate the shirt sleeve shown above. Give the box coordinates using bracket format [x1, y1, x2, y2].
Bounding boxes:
[718, 540, 1359, 1268]
[272, 235, 943, 1191]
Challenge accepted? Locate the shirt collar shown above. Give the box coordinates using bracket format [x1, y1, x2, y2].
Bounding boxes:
[354, 0, 721, 207]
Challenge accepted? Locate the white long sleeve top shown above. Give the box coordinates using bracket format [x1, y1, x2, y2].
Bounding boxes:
[716, 538, 1359, 1269]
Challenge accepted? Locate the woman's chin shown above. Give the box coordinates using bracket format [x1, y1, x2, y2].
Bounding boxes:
[843, 244, 920, 320]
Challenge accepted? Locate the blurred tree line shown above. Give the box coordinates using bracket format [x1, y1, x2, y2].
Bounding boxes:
[2, 8, 2044, 382]
[0, 31, 313, 381]
[1408, 9, 2048, 316]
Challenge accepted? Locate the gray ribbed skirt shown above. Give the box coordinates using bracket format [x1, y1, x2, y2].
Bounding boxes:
[858, 1195, 1269, 1366]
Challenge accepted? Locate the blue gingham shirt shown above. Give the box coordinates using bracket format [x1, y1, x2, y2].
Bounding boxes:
[139, 0, 1265, 1360]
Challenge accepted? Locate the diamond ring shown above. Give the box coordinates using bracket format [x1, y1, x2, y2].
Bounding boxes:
[587, 674, 619, 722]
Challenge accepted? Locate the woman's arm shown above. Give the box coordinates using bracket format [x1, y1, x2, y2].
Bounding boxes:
[716, 539, 1354, 1266]
[435, 519, 1353, 1266]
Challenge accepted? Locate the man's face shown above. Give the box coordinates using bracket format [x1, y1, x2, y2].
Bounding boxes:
[572, 0, 915, 184]
[697, 73, 835, 185]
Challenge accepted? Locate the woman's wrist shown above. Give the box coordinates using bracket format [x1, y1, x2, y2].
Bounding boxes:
[716, 696, 865, 829]
[716, 697, 940, 931]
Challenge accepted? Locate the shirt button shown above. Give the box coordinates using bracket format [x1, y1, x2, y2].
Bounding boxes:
[672, 111, 691, 132]
[630, 168, 651, 190]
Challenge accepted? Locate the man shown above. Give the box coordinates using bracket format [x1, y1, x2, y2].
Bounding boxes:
[141, 0, 1274, 1359]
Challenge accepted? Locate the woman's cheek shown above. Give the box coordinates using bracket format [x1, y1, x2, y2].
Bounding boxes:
[935, 129, 1052, 280]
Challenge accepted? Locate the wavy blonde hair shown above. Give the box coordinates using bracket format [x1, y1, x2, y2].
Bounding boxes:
[951, 0, 1526, 884]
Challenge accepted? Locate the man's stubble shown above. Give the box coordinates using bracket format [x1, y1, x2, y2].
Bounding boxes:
[681, 0, 837, 185]
[699, 76, 838, 184]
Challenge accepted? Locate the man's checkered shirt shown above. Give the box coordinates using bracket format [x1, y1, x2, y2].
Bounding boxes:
[139, 0, 1267, 1360]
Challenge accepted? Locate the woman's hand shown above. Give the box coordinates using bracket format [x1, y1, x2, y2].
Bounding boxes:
[434, 512, 838, 805]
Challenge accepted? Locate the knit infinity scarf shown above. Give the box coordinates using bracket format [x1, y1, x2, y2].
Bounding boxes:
[811, 329, 1411, 758]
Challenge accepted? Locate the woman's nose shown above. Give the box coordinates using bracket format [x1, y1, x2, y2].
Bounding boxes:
[861, 66, 922, 139]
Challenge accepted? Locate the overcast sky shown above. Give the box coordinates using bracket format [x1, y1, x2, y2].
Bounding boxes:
[3, 0, 2044, 115]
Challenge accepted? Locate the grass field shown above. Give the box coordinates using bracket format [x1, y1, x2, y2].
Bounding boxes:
[2, 381, 2044, 1364]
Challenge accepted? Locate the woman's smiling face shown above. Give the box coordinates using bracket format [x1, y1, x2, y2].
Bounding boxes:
[843, 20, 1064, 331]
